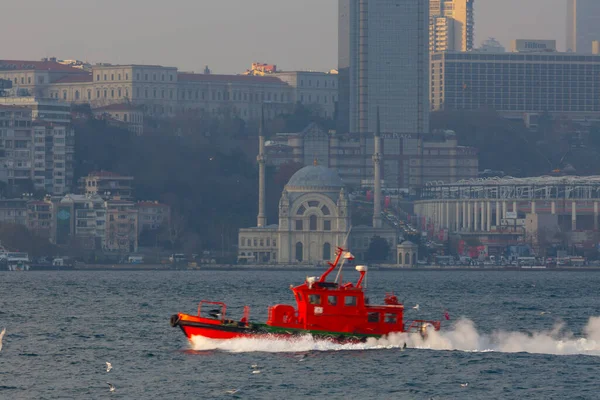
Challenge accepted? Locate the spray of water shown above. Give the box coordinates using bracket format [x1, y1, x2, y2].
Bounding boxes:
[190, 316, 600, 356]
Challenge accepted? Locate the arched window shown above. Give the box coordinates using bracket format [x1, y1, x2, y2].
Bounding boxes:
[295, 242, 303, 262]
[405, 253, 410, 265]
[412, 253, 417, 266]
[309, 215, 317, 231]
[75, 90, 80, 100]
[323, 243, 331, 260]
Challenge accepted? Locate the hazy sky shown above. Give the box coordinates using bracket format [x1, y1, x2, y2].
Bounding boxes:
[2, 0, 565, 74]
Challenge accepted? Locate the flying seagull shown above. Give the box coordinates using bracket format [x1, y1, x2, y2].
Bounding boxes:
[252, 370, 261, 374]
[225, 389, 240, 395]
[412, 304, 420, 311]
[106, 362, 112, 372]
[107, 382, 116, 392]
[460, 383, 469, 388]
[0, 328, 5, 352]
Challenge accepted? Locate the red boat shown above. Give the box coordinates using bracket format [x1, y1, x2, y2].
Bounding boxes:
[170, 247, 441, 343]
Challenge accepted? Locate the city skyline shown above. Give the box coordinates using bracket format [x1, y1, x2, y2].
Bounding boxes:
[3, 0, 565, 74]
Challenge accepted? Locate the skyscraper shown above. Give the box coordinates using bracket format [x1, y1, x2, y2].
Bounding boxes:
[338, 0, 429, 135]
[429, 0, 475, 52]
[567, 0, 600, 53]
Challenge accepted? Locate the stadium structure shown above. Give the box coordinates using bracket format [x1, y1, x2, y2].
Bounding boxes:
[414, 176, 600, 253]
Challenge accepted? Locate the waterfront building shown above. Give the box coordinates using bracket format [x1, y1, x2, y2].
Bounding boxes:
[238, 126, 401, 265]
[92, 103, 144, 135]
[136, 201, 170, 234]
[567, 0, 600, 53]
[27, 199, 53, 239]
[105, 199, 138, 253]
[0, 199, 28, 226]
[53, 194, 106, 249]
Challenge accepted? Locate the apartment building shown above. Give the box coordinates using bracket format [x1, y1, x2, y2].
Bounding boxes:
[27, 199, 53, 239]
[79, 171, 134, 200]
[92, 103, 144, 135]
[0, 105, 33, 186]
[105, 199, 138, 253]
[0, 199, 28, 225]
[137, 201, 170, 234]
[53, 194, 106, 248]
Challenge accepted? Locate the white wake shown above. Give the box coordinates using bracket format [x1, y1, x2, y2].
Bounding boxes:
[190, 316, 600, 357]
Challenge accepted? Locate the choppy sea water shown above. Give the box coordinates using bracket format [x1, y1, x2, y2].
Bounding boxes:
[1, 269, 599, 399]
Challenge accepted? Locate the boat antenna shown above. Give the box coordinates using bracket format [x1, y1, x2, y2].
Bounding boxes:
[334, 226, 353, 284]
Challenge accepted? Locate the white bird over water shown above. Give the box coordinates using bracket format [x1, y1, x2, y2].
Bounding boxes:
[0, 328, 5, 352]
[225, 389, 240, 394]
[106, 362, 112, 372]
[412, 304, 420, 311]
[107, 382, 116, 392]
[460, 383, 469, 388]
[251, 364, 259, 369]
[252, 370, 261, 374]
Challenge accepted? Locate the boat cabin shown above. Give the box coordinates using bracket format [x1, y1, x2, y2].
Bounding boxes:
[267, 248, 405, 336]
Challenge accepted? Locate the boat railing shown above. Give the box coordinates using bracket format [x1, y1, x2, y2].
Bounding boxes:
[198, 300, 227, 322]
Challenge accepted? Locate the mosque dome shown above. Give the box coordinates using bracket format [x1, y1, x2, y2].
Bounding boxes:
[286, 165, 344, 190]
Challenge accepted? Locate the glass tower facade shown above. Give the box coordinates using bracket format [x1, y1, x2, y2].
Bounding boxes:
[338, 0, 429, 135]
[567, 0, 600, 54]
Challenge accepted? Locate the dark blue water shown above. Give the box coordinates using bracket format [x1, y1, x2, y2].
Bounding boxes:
[1, 270, 599, 399]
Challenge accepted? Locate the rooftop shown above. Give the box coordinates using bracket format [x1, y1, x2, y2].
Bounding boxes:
[0, 60, 90, 73]
[286, 165, 344, 190]
[178, 72, 285, 85]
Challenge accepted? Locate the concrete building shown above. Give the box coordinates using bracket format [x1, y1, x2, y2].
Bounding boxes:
[137, 201, 170, 234]
[27, 199, 53, 239]
[53, 194, 106, 248]
[92, 103, 144, 135]
[338, 0, 429, 135]
[0, 199, 28, 225]
[430, 50, 600, 123]
[271, 71, 338, 118]
[105, 199, 138, 253]
[79, 171, 134, 200]
[567, 0, 600, 53]
[0, 97, 71, 125]
[0, 105, 33, 187]
[266, 124, 478, 189]
[32, 123, 75, 195]
[429, 0, 475, 52]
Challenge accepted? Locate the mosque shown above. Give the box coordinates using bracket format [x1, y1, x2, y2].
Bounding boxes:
[237, 114, 413, 265]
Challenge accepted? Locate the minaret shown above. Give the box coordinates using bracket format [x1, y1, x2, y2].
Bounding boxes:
[372, 106, 382, 228]
[257, 107, 267, 227]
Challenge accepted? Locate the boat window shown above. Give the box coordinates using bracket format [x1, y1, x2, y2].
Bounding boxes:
[385, 313, 397, 324]
[368, 312, 379, 323]
[327, 295, 337, 306]
[309, 294, 321, 305]
[344, 296, 357, 307]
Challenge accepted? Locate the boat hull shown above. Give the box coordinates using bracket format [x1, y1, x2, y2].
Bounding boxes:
[171, 314, 377, 343]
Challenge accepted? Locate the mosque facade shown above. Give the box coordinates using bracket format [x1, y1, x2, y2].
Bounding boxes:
[238, 115, 404, 265]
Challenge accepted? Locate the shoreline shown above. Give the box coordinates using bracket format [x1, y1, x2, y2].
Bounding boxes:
[10, 264, 600, 272]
